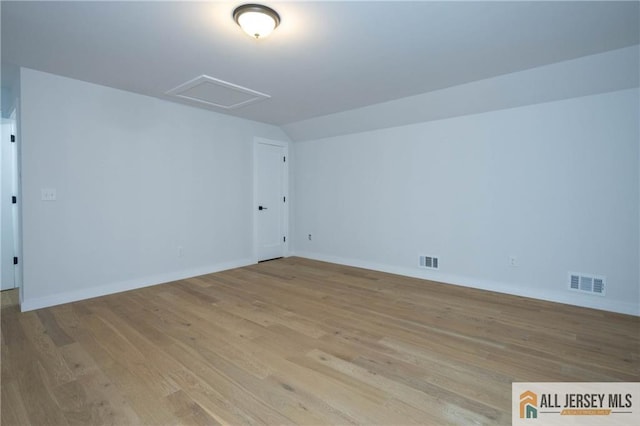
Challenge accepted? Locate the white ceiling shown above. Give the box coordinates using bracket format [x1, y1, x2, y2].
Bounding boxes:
[2, 1, 639, 126]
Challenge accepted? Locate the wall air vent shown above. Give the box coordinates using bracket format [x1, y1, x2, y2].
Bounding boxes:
[165, 75, 270, 110]
[419, 255, 439, 270]
[569, 272, 605, 296]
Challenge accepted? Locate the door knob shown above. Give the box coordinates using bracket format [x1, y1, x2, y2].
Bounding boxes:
[258, 205, 268, 210]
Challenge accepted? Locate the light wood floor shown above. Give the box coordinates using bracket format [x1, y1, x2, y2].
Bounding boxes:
[1, 257, 638, 425]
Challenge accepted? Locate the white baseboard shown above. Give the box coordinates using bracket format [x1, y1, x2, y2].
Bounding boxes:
[20, 258, 255, 312]
[293, 251, 639, 317]
[21, 252, 638, 317]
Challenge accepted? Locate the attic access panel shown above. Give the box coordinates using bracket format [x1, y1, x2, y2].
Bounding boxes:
[166, 75, 270, 109]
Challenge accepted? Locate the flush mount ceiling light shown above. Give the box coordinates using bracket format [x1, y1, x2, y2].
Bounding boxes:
[233, 4, 280, 39]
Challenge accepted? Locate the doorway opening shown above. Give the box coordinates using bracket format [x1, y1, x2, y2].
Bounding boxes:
[1, 111, 19, 292]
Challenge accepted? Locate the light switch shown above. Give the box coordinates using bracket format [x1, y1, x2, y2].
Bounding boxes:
[41, 188, 56, 201]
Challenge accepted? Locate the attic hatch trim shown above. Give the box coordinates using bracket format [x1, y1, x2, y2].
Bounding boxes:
[165, 75, 270, 110]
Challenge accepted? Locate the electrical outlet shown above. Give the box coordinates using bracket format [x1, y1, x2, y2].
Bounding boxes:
[509, 256, 518, 267]
[178, 246, 184, 258]
[308, 234, 312, 241]
[41, 188, 56, 201]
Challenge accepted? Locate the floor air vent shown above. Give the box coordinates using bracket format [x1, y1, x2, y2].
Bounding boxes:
[419, 256, 439, 270]
[569, 272, 605, 296]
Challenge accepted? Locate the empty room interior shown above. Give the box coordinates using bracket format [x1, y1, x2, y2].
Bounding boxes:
[1, 1, 639, 425]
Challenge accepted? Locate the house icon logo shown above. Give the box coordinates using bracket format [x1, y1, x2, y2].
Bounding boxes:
[520, 390, 538, 419]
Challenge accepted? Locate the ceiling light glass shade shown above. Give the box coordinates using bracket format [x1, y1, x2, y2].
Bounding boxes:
[233, 4, 280, 39]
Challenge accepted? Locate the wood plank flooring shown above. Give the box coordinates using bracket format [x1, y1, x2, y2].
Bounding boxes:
[1, 257, 638, 425]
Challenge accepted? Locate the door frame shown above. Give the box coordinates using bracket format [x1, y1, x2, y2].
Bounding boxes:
[253, 137, 289, 263]
[1, 109, 21, 293]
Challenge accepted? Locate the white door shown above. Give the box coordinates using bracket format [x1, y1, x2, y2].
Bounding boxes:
[254, 139, 288, 262]
[1, 119, 16, 290]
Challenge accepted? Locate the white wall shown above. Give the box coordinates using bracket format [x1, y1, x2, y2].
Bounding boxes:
[1, 87, 14, 119]
[16, 63, 640, 316]
[293, 88, 640, 315]
[20, 68, 289, 310]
